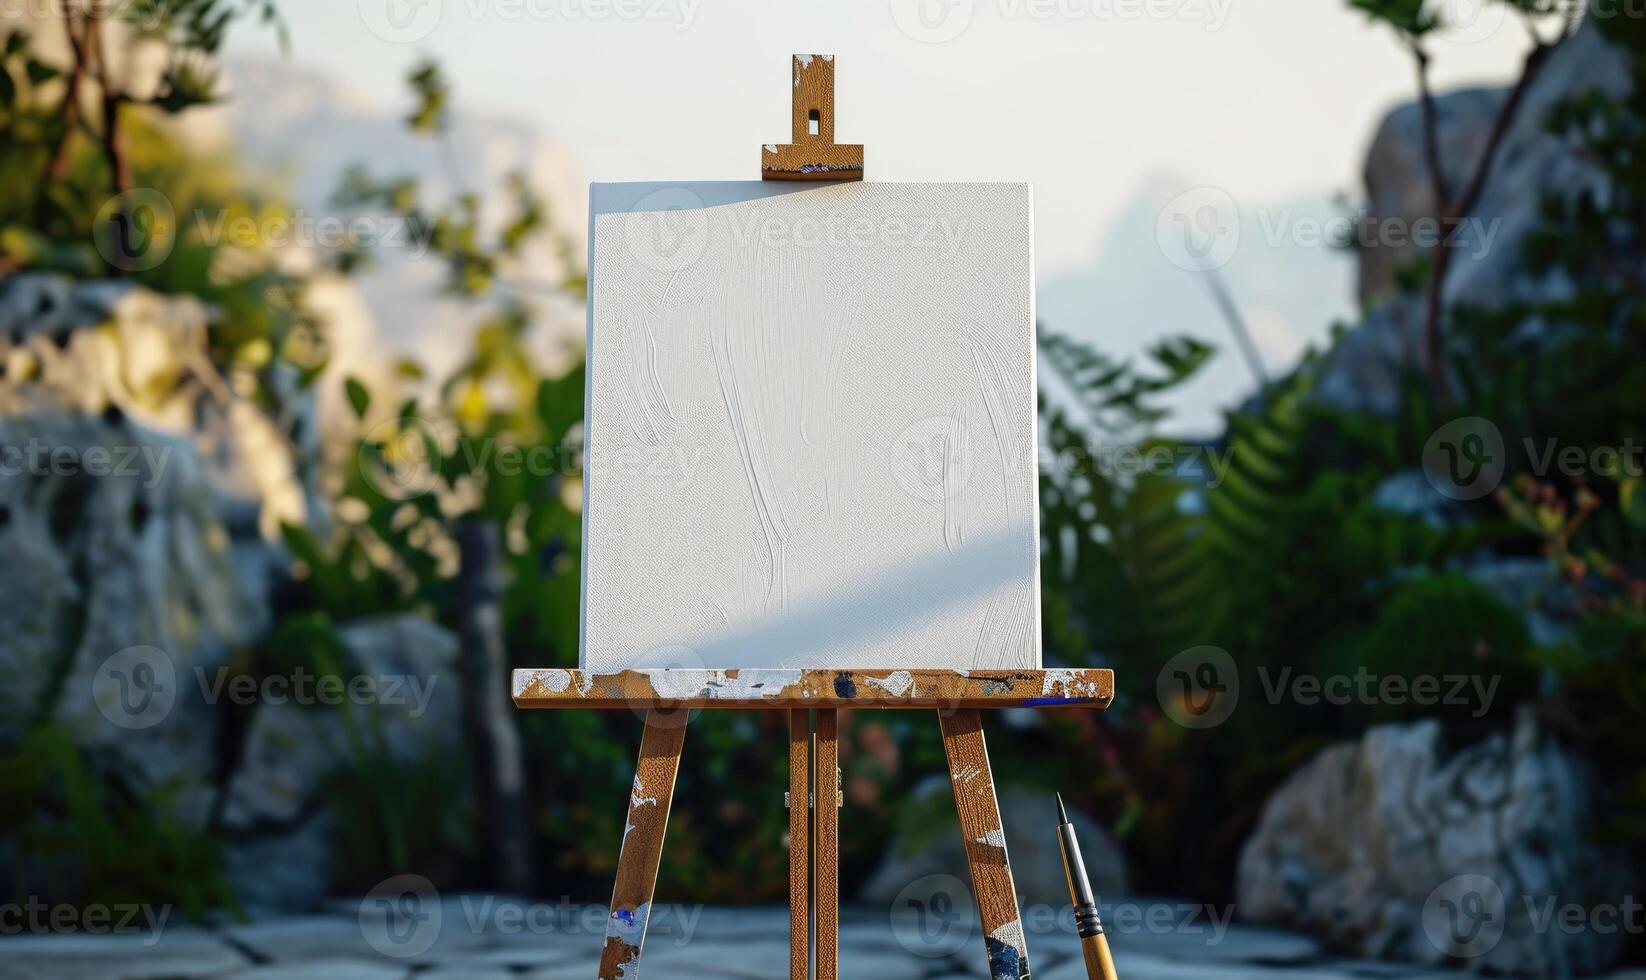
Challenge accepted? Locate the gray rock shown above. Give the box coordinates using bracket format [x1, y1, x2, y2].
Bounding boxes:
[216, 614, 460, 912]
[861, 777, 1130, 918]
[1359, 87, 1506, 308]
[1442, 21, 1633, 317]
[1310, 297, 1422, 417]
[1236, 708, 1632, 976]
[1317, 18, 1634, 416]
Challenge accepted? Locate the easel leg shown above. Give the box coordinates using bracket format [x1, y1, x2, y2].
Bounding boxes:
[814, 709, 840, 980]
[598, 709, 686, 980]
[939, 709, 1032, 980]
[788, 709, 810, 980]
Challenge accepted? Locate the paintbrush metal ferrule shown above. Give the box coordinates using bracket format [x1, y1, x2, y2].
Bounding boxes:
[1057, 795, 1119, 980]
[1056, 796, 1100, 933]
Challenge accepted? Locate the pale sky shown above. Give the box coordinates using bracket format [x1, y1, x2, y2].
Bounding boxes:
[235, 0, 1541, 279]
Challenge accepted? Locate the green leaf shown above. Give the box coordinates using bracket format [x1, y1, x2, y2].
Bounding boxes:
[345, 376, 371, 419]
[1622, 478, 1646, 530]
[24, 59, 58, 85]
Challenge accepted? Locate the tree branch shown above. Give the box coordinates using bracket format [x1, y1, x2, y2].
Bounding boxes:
[82, 11, 131, 197]
[1420, 35, 1560, 411]
[1410, 39, 1451, 208]
[42, 9, 88, 191]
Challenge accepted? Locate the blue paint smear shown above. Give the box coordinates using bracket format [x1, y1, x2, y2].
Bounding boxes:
[833, 673, 857, 698]
[614, 908, 637, 925]
[985, 935, 1025, 979]
[1023, 697, 1096, 707]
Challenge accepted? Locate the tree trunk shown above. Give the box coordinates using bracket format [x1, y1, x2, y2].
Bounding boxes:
[457, 517, 532, 895]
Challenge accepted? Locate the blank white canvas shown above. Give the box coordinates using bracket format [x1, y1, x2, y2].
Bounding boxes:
[581, 181, 1040, 672]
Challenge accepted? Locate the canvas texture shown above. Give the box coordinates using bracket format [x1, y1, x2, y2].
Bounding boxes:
[582, 181, 1040, 671]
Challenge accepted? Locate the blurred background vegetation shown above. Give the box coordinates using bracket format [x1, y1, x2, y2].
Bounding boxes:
[0, 0, 1642, 966]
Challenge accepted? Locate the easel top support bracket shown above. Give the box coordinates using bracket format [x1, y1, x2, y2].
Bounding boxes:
[761, 54, 864, 182]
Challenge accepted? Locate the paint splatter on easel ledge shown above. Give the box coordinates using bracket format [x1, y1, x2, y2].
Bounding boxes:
[511, 668, 1113, 709]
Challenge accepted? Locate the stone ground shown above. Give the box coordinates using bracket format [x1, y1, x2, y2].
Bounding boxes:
[3, 902, 1644, 979]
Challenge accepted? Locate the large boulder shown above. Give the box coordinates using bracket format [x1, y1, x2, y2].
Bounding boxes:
[218, 614, 461, 912]
[0, 273, 315, 538]
[1237, 709, 1632, 976]
[1317, 18, 1632, 416]
[0, 274, 460, 912]
[1358, 87, 1506, 308]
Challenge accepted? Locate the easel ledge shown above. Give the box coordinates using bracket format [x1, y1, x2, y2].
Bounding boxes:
[511, 667, 1114, 709]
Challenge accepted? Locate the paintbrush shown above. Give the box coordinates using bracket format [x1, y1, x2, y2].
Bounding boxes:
[1056, 793, 1119, 980]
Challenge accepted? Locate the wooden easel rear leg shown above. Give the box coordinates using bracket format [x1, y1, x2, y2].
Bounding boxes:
[814, 709, 841, 980]
[789, 709, 811, 980]
[939, 709, 1032, 980]
[598, 709, 686, 980]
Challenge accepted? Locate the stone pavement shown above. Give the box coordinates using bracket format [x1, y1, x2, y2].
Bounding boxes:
[3, 901, 1644, 979]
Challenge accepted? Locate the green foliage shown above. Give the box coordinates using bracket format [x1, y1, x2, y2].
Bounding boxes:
[0, 726, 237, 917]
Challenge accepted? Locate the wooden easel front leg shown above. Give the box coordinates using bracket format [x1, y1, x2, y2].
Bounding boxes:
[814, 709, 841, 980]
[939, 709, 1032, 980]
[598, 709, 686, 980]
[788, 709, 810, 980]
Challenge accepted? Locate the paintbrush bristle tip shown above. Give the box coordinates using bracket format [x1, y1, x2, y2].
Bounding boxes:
[1056, 792, 1069, 824]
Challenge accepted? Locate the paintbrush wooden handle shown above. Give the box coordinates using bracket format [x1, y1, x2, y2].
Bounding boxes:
[1082, 932, 1119, 980]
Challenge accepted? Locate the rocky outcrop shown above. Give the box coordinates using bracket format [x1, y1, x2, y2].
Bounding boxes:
[0, 273, 318, 537]
[1317, 18, 1631, 416]
[217, 615, 460, 913]
[1357, 87, 1506, 308]
[0, 274, 461, 911]
[1237, 710, 1632, 976]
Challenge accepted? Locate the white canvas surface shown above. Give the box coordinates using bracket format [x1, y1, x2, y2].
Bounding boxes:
[581, 181, 1040, 671]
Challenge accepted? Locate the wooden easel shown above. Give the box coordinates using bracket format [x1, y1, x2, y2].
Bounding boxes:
[512, 668, 1114, 979]
[513, 56, 1113, 980]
